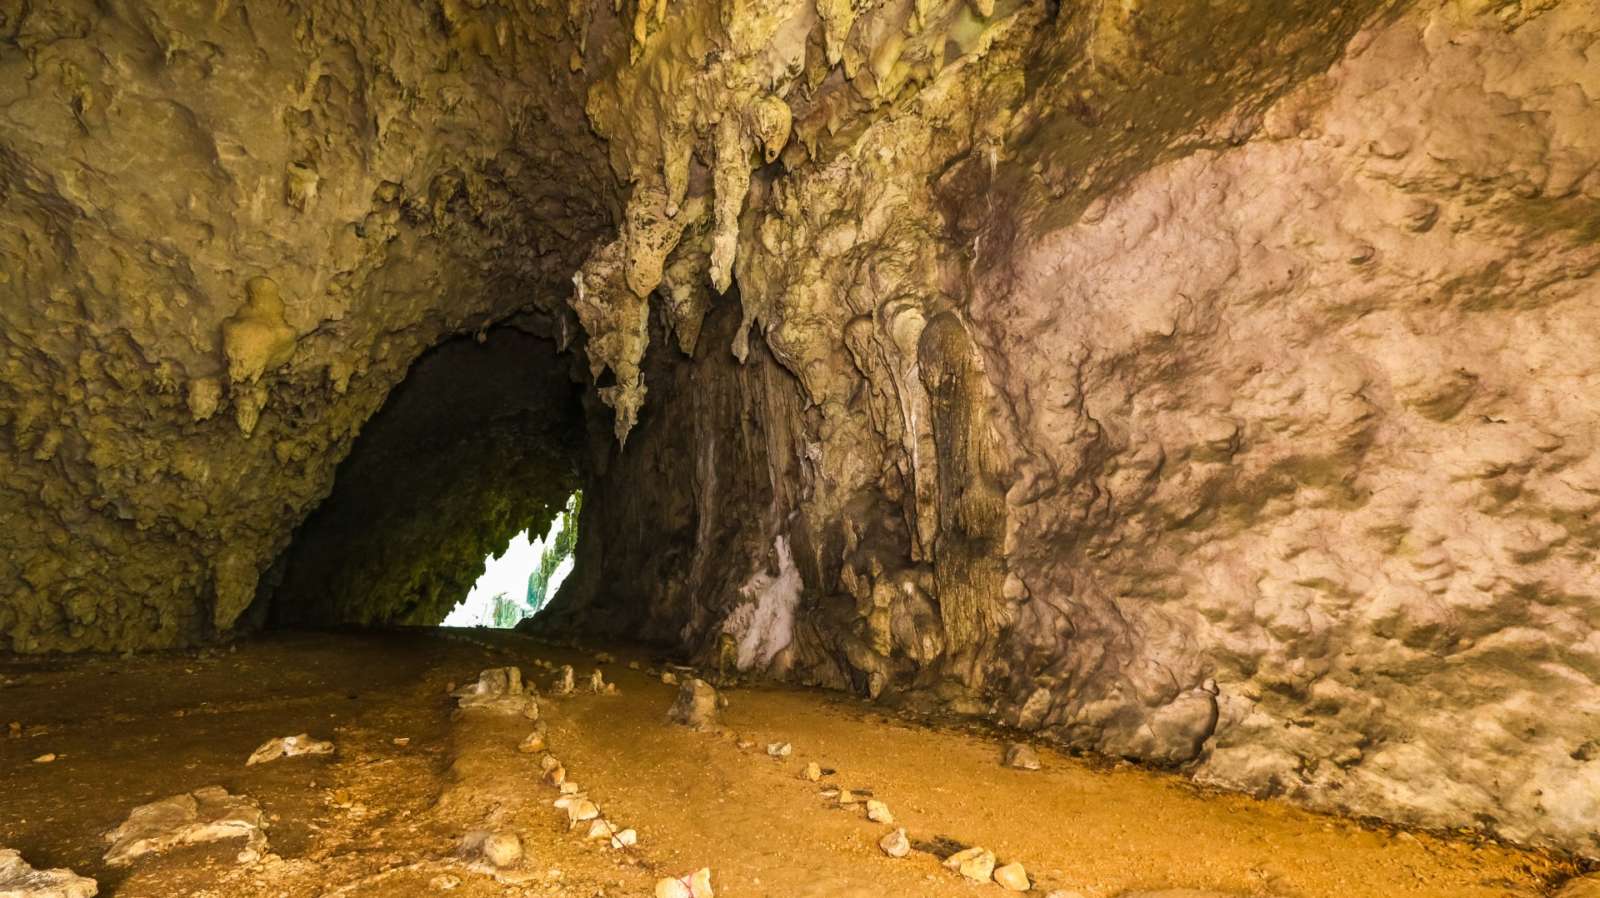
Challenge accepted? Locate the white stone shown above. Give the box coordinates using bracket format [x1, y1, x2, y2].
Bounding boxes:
[865, 799, 893, 824]
[103, 786, 269, 866]
[993, 861, 1030, 891]
[246, 733, 333, 766]
[878, 828, 910, 858]
[0, 849, 97, 898]
[480, 832, 522, 868]
[943, 847, 995, 882]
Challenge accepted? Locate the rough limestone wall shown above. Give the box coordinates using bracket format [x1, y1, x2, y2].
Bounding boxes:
[0, 0, 611, 650]
[269, 330, 587, 628]
[547, 0, 1600, 855]
[968, 1, 1600, 853]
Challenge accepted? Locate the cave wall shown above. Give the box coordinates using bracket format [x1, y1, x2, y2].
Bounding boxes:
[543, 0, 1600, 856]
[0, 0, 612, 650]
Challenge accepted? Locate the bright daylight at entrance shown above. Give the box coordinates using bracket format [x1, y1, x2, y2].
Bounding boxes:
[443, 492, 581, 628]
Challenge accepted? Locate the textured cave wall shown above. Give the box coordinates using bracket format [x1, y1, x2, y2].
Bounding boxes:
[4, 0, 1599, 860]
[0, 0, 612, 650]
[539, 0, 1600, 856]
[267, 329, 586, 628]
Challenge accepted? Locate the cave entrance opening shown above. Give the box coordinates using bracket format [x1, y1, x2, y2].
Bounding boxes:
[263, 328, 590, 631]
[443, 490, 582, 628]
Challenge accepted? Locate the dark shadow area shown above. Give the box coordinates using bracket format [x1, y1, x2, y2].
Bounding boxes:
[261, 328, 589, 629]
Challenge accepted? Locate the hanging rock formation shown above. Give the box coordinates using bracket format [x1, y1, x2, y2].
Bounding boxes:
[3, 0, 1599, 860]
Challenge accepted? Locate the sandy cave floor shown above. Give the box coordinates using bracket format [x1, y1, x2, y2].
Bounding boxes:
[0, 630, 1580, 898]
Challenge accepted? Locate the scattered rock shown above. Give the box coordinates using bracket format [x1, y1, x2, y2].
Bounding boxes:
[461, 831, 522, 868]
[866, 799, 894, 824]
[610, 828, 638, 849]
[993, 861, 1030, 891]
[879, 828, 910, 858]
[943, 847, 996, 883]
[836, 789, 861, 806]
[594, 652, 615, 664]
[246, 734, 333, 766]
[103, 786, 268, 866]
[31, 754, 55, 764]
[6, 722, 20, 738]
[655, 878, 692, 898]
[518, 731, 547, 754]
[454, 667, 539, 717]
[666, 679, 720, 729]
[552, 665, 575, 696]
[0, 848, 98, 898]
[654, 868, 713, 898]
[660, 671, 679, 686]
[392, 737, 410, 747]
[559, 782, 580, 795]
[765, 741, 792, 758]
[628, 661, 641, 670]
[1003, 743, 1042, 771]
[588, 669, 607, 693]
[564, 799, 600, 826]
[802, 762, 822, 781]
[544, 763, 567, 786]
[429, 873, 461, 890]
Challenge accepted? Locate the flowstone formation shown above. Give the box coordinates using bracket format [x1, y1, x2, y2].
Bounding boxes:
[3, 0, 1598, 861]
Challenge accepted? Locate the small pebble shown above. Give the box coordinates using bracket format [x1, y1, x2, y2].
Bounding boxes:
[429, 873, 461, 890]
[944, 847, 996, 882]
[879, 828, 910, 858]
[656, 879, 692, 898]
[32, 753, 56, 764]
[628, 661, 641, 670]
[610, 828, 638, 849]
[1003, 742, 1042, 770]
[866, 799, 893, 824]
[661, 671, 679, 685]
[766, 742, 792, 758]
[565, 799, 600, 825]
[485, 832, 522, 868]
[392, 737, 411, 747]
[993, 861, 1030, 891]
[519, 731, 546, 754]
[802, 761, 822, 781]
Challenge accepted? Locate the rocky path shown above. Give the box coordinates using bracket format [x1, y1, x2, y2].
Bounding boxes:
[0, 631, 1586, 898]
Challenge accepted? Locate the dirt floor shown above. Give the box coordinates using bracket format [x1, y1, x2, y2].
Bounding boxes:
[0, 630, 1585, 898]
